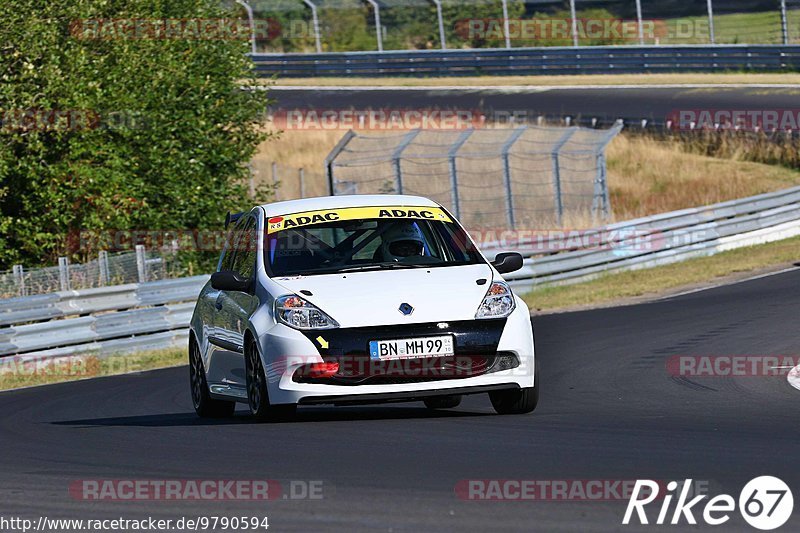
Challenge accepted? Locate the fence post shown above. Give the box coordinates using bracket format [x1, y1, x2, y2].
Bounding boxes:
[324, 130, 357, 196]
[447, 129, 474, 220]
[781, 0, 790, 45]
[135, 245, 147, 283]
[392, 129, 421, 195]
[299, 168, 306, 198]
[501, 126, 528, 230]
[569, 0, 579, 47]
[706, 0, 715, 44]
[58, 257, 71, 291]
[12, 265, 25, 297]
[432, 0, 447, 49]
[301, 0, 323, 53]
[501, 0, 512, 49]
[271, 161, 279, 200]
[551, 128, 578, 226]
[366, 0, 383, 52]
[98, 251, 110, 286]
[635, 0, 644, 45]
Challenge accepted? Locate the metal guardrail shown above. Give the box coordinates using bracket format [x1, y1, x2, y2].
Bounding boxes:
[2, 185, 800, 361]
[253, 45, 800, 77]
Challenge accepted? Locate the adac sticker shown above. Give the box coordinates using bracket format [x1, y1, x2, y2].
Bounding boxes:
[267, 206, 451, 234]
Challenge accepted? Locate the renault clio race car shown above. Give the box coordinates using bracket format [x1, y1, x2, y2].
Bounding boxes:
[189, 195, 537, 421]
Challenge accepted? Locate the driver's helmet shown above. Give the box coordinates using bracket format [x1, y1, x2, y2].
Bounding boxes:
[381, 223, 426, 261]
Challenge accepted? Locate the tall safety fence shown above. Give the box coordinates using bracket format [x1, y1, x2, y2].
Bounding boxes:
[325, 124, 623, 230]
[237, 0, 800, 53]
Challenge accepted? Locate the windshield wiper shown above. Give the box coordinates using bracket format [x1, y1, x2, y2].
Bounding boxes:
[332, 262, 428, 273]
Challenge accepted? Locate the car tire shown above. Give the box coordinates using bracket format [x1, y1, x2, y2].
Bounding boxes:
[423, 395, 462, 409]
[489, 360, 539, 415]
[190, 338, 236, 418]
[246, 336, 297, 422]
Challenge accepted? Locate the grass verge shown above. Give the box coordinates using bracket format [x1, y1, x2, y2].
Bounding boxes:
[0, 348, 185, 392]
[522, 236, 800, 313]
[270, 73, 800, 88]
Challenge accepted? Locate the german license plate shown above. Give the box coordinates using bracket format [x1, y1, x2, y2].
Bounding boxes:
[369, 336, 454, 360]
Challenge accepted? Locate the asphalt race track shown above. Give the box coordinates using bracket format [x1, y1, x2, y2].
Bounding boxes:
[270, 86, 800, 127]
[1, 269, 799, 532]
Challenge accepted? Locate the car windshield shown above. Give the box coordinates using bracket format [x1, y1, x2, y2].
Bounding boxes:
[265, 207, 483, 277]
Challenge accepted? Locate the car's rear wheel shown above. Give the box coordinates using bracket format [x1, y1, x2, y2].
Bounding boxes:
[423, 395, 462, 409]
[189, 338, 235, 418]
[246, 336, 296, 422]
[489, 360, 539, 415]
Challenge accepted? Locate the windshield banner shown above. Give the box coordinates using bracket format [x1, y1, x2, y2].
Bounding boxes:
[267, 206, 453, 234]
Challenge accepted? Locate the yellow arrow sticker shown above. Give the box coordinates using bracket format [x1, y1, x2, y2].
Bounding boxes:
[316, 336, 329, 349]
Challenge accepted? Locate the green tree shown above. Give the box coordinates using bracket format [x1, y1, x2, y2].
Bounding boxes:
[0, 0, 274, 269]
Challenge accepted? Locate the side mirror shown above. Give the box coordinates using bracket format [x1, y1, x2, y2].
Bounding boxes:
[211, 271, 253, 293]
[491, 252, 524, 275]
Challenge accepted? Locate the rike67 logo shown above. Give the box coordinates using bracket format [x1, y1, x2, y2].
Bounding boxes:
[624, 477, 793, 530]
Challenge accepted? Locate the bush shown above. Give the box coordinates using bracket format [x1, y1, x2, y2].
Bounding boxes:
[0, 0, 274, 270]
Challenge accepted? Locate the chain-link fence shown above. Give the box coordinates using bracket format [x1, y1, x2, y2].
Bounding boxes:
[250, 160, 328, 202]
[325, 124, 622, 230]
[0, 247, 177, 299]
[235, 0, 800, 53]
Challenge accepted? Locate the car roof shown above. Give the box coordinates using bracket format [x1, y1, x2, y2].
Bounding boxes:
[259, 195, 441, 218]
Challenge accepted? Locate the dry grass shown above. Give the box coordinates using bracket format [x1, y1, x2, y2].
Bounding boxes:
[255, 130, 800, 222]
[522, 236, 800, 312]
[269, 73, 800, 87]
[0, 349, 185, 392]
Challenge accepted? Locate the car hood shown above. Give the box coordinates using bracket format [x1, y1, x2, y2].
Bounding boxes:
[271, 264, 495, 328]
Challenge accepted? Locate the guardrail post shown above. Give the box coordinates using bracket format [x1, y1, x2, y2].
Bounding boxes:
[299, 168, 306, 198]
[706, 0, 716, 44]
[392, 129, 421, 195]
[98, 251, 110, 286]
[13, 265, 25, 297]
[302, 0, 323, 53]
[501, 126, 528, 230]
[58, 257, 71, 291]
[551, 128, 577, 226]
[135, 245, 147, 283]
[324, 130, 357, 196]
[781, 0, 790, 45]
[447, 129, 473, 220]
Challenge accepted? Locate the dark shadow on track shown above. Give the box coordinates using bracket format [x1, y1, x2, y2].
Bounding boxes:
[52, 406, 491, 427]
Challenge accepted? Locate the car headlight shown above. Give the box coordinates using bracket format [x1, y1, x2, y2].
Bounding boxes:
[475, 281, 516, 319]
[275, 295, 339, 330]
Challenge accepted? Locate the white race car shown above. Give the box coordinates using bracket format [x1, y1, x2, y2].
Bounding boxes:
[189, 195, 537, 421]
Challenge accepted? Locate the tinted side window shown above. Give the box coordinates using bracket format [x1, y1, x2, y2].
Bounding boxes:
[220, 217, 248, 272]
[232, 217, 257, 278]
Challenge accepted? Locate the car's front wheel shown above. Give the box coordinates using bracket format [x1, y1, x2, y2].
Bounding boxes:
[189, 338, 235, 418]
[489, 360, 539, 415]
[245, 336, 296, 422]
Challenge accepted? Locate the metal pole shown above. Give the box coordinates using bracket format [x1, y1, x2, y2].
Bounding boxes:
[551, 128, 578, 226]
[391, 129, 421, 194]
[98, 251, 109, 286]
[570, 0, 579, 47]
[324, 130, 357, 196]
[501, 0, 512, 49]
[135, 245, 147, 283]
[432, 0, 447, 49]
[501, 126, 527, 230]
[366, 0, 383, 52]
[706, 0, 715, 45]
[302, 0, 323, 53]
[299, 168, 306, 198]
[58, 257, 71, 291]
[781, 0, 790, 45]
[271, 161, 279, 200]
[635, 0, 644, 45]
[12, 264, 24, 297]
[448, 129, 474, 220]
[235, 0, 257, 54]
